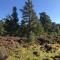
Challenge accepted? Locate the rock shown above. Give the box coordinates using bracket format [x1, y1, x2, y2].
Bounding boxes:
[0, 47, 8, 60]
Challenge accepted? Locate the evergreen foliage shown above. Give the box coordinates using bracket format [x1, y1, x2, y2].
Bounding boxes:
[20, 0, 44, 38]
[0, 0, 60, 42]
[40, 12, 52, 33]
[4, 7, 19, 36]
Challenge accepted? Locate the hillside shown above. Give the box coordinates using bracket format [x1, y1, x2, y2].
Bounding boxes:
[0, 36, 60, 60]
[0, 0, 60, 60]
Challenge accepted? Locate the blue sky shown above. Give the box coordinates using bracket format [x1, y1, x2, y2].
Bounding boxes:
[0, 0, 60, 23]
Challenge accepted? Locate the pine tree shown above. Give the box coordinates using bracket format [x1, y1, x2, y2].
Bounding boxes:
[20, 20, 28, 37]
[11, 7, 19, 36]
[20, 0, 43, 38]
[4, 7, 19, 36]
[34, 21, 44, 36]
[40, 12, 52, 33]
[11, 7, 19, 23]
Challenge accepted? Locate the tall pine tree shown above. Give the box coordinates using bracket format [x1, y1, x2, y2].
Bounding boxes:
[40, 12, 52, 33]
[20, 0, 43, 38]
[4, 7, 19, 36]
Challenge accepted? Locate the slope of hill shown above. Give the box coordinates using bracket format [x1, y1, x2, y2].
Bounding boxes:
[0, 36, 60, 60]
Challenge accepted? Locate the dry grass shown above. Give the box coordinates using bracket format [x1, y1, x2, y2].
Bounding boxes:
[0, 36, 60, 60]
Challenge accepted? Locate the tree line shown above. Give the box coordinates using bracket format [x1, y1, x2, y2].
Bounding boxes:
[0, 0, 60, 42]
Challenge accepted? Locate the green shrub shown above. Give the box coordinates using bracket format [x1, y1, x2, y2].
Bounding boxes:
[27, 31, 36, 43]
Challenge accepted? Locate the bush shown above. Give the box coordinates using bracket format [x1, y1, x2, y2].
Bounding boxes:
[27, 31, 36, 43]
